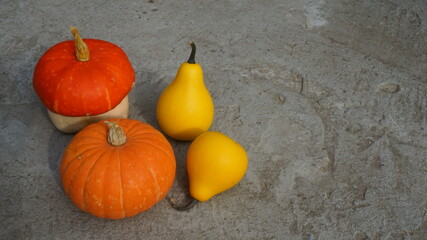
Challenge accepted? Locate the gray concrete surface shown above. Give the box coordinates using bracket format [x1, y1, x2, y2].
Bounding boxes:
[1, 0, 426, 239]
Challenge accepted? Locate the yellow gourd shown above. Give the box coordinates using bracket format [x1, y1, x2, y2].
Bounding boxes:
[156, 42, 214, 141]
[169, 131, 248, 210]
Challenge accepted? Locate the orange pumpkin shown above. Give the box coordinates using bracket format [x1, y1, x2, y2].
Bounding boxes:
[33, 27, 135, 133]
[60, 119, 176, 219]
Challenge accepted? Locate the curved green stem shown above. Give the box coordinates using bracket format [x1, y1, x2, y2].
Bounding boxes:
[168, 196, 198, 211]
[187, 42, 196, 64]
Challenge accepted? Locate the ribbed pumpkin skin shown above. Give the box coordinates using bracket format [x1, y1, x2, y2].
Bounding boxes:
[60, 119, 176, 219]
[33, 39, 135, 116]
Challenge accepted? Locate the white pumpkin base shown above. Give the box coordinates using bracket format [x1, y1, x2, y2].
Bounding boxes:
[48, 96, 129, 133]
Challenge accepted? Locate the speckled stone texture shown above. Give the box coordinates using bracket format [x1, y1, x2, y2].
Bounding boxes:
[1, 0, 426, 239]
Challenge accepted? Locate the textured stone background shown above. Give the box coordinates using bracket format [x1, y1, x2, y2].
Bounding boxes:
[1, 0, 426, 239]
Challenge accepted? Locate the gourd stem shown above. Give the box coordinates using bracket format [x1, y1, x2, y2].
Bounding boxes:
[70, 26, 90, 62]
[187, 42, 196, 64]
[105, 121, 127, 146]
[168, 196, 198, 211]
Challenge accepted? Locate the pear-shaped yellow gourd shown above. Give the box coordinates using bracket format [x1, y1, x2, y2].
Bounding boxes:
[156, 42, 214, 141]
[187, 131, 248, 202]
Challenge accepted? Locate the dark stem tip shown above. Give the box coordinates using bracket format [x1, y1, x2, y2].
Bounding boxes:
[168, 197, 198, 211]
[187, 41, 196, 64]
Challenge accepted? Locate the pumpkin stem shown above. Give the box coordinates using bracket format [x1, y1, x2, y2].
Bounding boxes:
[105, 121, 127, 146]
[168, 196, 198, 211]
[70, 26, 90, 62]
[187, 41, 196, 64]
